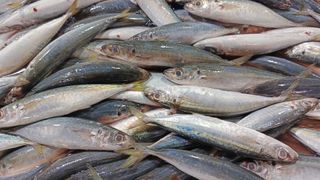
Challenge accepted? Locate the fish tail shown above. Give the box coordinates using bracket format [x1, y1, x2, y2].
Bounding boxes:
[130, 80, 146, 91]
[86, 163, 102, 180]
[116, 143, 151, 168]
[66, 0, 78, 17]
[15, 75, 30, 87]
[7, 2, 23, 9]
[114, 8, 131, 20]
[32, 144, 45, 156]
[229, 54, 253, 66]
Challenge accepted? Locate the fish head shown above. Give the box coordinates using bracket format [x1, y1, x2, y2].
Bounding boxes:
[102, 42, 138, 61]
[294, 98, 319, 112]
[240, 160, 271, 179]
[106, 129, 135, 150]
[144, 87, 174, 106]
[184, 0, 210, 14]
[164, 66, 204, 83]
[272, 145, 299, 162]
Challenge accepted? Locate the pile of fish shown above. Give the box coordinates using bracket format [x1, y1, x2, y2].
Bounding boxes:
[1, 0, 320, 179]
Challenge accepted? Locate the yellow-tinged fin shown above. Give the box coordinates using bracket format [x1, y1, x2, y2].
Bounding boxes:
[116, 143, 150, 168]
[32, 144, 45, 156]
[313, 34, 320, 41]
[7, 2, 23, 9]
[130, 80, 146, 91]
[114, 8, 131, 20]
[66, 0, 78, 16]
[128, 105, 146, 119]
[229, 54, 253, 66]
[87, 163, 103, 180]
[15, 75, 30, 87]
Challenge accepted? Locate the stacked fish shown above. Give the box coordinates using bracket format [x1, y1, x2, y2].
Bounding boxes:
[0, 0, 320, 179]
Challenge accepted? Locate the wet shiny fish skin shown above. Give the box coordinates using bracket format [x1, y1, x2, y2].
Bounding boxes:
[145, 85, 286, 116]
[290, 128, 320, 155]
[142, 148, 262, 180]
[252, 0, 292, 10]
[149, 133, 192, 150]
[135, 0, 180, 26]
[0, 0, 32, 14]
[240, 156, 320, 180]
[194, 27, 320, 56]
[0, 84, 133, 128]
[275, 8, 320, 27]
[286, 42, 320, 65]
[237, 98, 318, 132]
[16, 13, 125, 89]
[28, 61, 149, 95]
[34, 151, 124, 180]
[135, 164, 192, 180]
[164, 63, 284, 91]
[74, 40, 229, 68]
[306, 102, 320, 119]
[0, 75, 18, 101]
[0, 133, 33, 151]
[14, 117, 134, 151]
[142, 114, 298, 162]
[0, 146, 67, 178]
[131, 22, 239, 44]
[0, 164, 46, 180]
[96, 26, 151, 40]
[185, 0, 299, 28]
[250, 56, 320, 78]
[0, 0, 104, 33]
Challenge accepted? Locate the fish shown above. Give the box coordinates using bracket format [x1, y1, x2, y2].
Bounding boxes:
[135, 0, 180, 26]
[0, 0, 104, 33]
[14, 117, 135, 150]
[135, 164, 191, 180]
[131, 113, 298, 161]
[0, 133, 33, 151]
[194, 27, 320, 56]
[250, 56, 320, 78]
[275, 8, 320, 27]
[290, 128, 320, 155]
[131, 126, 168, 142]
[132, 148, 262, 180]
[28, 61, 149, 95]
[73, 40, 229, 68]
[240, 156, 320, 180]
[242, 77, 320, 98]
[252, 0, 293, 10]
[184, 0, 300, 28]
[286, 42, 320, 65]
[0, 1, 77, 77]
[237, 98, 318, 132]
[144, 85, 287, 116]
[0, 75, 18, 101]
[73, 100, 151, 124]
[0, 146, 67, 179]
[34, 151, 124, 180]
[164, 63, 284, 91]
[95, 26, 151, 40]
[306, 102, 320, 119]
[0, 83, 134, 127]
[15, 11, 129, 89]
[130, 22, 239, 44]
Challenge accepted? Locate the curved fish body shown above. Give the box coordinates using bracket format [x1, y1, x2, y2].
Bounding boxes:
[135, 0, 180, 26]
[0, 84, 133, 127]
[142, 114, 298, 162]
[0, 0, 103, 33]
[74, 40, 229, 68]
[164, 63, 284, 91]
[275, 8, 320, 27]
[250, 56, 320, 78]
[0, 146, 66, 178]
[131, 22, 239, 44]
[0, 133, 33, 151]
[14, 117, 134, 150]
[28, 61, 149, 95]
[241, 156, 320, 180]
[96, 26, 151, 40]
[149, 133, 192, 150]
[144, 85, 286, 116]
[111, 91, 162, 106]
[143, 149, 262, 180]
[34, 151, 124, 180]
[185, 0, 299, 28]
[194, 27, 320, 56]
[0, 164, 46, 180]
[237, 98, 318, 132]
[291, 128, 320, 155]
[0, 0, 32, 14]
[136, 164, 191, 180]
[286, 42, 320, 65]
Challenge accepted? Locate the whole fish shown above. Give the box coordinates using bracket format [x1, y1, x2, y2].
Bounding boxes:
[136, 164, 191, 180]
[0, 1, 76, 77]
[34, 151, 124, 180]
[291, 128, 320, 155]
[0, 0, 104, 33]
[0, 133, 33, 151]
[184, 0, 299, 28]
[0, 83, 134, 127]
[237, 98, 318, 132]
[240, 156, 320, 180]
[242, 77, 320, 98]
[0, 146, 66, 179]
[144, 85, 287, 116]
[130, 22, 239, 44]
[14, 117, 134, 150]
[96, 26, 151, 40]
[79, 0, 138, 17]
[15, 12, 128, 89]
[252, 0, 292, 10]
[28, 61, 149, 95]
[136, 148, 262, 180]
[164, 63, 284, 91]
[286, 42, 320, 65]
[135, 0, 180, 26]
[73, 40, 229, 68]
[250, 56, 320, 78]
[194, 27, 320, 56]
[73, 100, 151, 124]
[135, 113, 298, 161]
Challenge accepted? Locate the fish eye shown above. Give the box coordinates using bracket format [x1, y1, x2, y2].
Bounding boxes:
[248, 162, 257, 171]
[115, 134, 125, 143]
[195, 1, 202, 6]
[175, 70, 183, 77]
[154, 93, 161, 99]
[277, 148, 288, 160]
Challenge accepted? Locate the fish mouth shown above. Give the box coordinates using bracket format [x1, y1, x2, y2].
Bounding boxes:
[163, 68, 176, 79]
